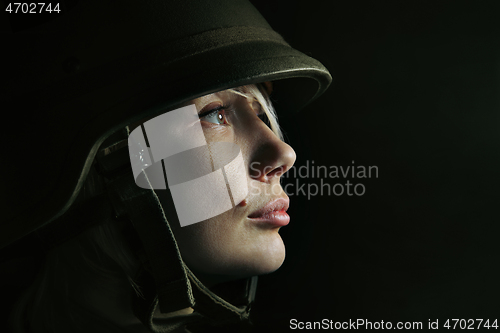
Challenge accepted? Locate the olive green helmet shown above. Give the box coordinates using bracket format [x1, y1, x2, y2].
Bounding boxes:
[3, 1, 331, 330]
[2, 0, 331, 249]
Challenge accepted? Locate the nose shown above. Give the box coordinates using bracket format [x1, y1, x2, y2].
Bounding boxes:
[248, 124, 296, 183]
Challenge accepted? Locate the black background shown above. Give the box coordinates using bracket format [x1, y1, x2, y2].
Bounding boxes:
[249, 1, 500, 332]
[3, 1, 500, 332]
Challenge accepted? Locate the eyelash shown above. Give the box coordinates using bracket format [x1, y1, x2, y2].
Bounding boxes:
[198, 102, 268, 126]
[199, 105, 230, 125]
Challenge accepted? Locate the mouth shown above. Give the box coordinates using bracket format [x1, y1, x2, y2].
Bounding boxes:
[248, 197, 290, 227]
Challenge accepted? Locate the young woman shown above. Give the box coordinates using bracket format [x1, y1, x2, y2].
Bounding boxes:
[2, 1, 331, 332]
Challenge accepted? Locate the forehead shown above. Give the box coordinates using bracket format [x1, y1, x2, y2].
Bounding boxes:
[189, 89, 249, 110]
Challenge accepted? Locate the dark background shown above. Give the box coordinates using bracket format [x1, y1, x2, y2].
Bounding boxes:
[249, 1, 500, 331]
[3, 1, 499, 332]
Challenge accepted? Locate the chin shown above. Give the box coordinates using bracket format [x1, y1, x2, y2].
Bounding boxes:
[187, 232, 286, 285]
[227, 231, 287, 278]
[251, 232, 286, 275]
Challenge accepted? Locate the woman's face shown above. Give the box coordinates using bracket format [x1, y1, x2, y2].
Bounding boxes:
[169, 86, 296, 285]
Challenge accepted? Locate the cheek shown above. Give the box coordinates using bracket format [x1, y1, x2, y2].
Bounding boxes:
[202, 125, 233, 143]
[173, 212, 240, 266]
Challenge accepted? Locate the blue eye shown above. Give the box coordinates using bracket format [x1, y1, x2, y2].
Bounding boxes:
[200, 106, 228, 125]
[252, 101, 269, 124]
[256, 107, 271, 128]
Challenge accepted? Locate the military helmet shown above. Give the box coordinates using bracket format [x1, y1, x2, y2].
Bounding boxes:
[2, 0, 331, 249]
[3, 1, 331, 330]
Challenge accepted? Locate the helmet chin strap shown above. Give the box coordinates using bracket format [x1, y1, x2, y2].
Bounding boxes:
[99, 139, 257, 332]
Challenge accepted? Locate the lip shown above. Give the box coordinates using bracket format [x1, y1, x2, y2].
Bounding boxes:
[248, 198, 290, 227]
